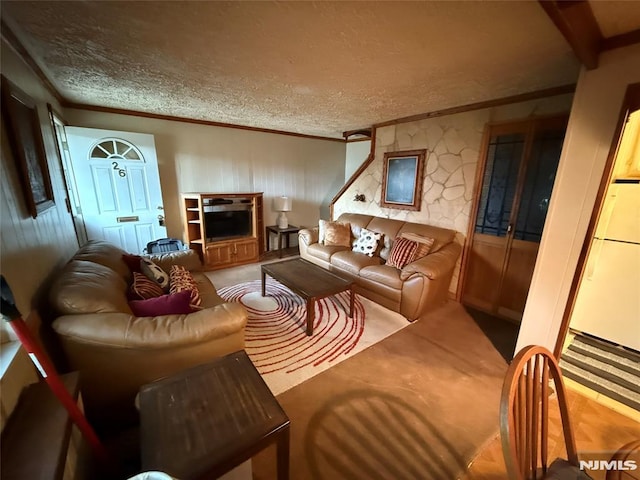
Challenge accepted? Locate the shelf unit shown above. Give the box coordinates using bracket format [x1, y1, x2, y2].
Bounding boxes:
[182, 192, 264, 270]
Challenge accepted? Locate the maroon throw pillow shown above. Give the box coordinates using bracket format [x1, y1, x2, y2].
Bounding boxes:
[122, 253, 143, 273]
[129, 290, 193, 317]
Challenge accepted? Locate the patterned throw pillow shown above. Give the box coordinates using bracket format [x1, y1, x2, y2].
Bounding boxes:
[324, 221, 352, 247]
[141, 258, 169, 289]
[130, 272, 165, 300]
[400, 232, 435, 260]
[352, 228, 382, 257]
[169, 265, 201, 308]
[386, 237, 419, 269]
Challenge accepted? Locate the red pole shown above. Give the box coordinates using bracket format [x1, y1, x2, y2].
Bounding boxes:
[1, 275, 111, 465]
[7, 317, 111, 464]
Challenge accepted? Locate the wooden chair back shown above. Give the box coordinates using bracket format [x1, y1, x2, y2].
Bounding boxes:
[500, 345, 579, 480]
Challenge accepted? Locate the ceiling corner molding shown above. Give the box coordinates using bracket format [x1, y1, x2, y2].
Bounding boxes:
[601, 28, 640, 52]
[538, 0, 603, 70]
[0, 19, 65, 105]
[373, 84, 576, 129]
[64, 102, 346, 143]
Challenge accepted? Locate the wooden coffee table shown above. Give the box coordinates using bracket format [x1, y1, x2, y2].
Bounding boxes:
[139, 351, 290, 480]
[261, 258, 354, 336]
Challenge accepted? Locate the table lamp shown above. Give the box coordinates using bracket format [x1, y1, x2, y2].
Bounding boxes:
[273, 196, 292, 229]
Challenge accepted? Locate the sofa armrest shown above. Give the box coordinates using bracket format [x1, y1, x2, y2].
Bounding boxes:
[144, 248, 203, 272]
[52, 302, 247, 348]
[400, 242, 462, 281]
[299, 227, 319, 246]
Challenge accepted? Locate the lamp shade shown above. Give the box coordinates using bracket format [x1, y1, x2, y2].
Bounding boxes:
[273, 196, 292, 212]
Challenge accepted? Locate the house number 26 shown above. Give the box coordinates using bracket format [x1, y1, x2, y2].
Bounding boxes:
[112, 162, 126, 177]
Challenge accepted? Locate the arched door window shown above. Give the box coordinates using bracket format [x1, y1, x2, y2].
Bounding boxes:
[89, 138, 144, 162]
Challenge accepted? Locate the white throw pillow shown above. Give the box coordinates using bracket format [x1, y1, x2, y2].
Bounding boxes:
[352, 228, 382, 257]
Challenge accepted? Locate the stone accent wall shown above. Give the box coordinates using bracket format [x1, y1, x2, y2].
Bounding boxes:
[334, 94, 574, 295]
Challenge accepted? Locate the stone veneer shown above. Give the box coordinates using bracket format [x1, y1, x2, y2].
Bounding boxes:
[334, 94, 574, 295]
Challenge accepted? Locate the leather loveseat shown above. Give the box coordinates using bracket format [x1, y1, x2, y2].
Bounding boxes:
[299, 213, 462, 321]
[48, 240, 247, 429]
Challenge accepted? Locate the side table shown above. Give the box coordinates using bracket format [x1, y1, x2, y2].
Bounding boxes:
[139, 351, 290, 480]
[265, 225, 300, 258]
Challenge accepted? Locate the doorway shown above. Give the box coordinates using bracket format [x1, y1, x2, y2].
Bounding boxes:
[462, 115, 568, 322]
[63, 126, 167, 254]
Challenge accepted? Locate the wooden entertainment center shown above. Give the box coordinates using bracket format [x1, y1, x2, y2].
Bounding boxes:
[182, 192, 264, 270]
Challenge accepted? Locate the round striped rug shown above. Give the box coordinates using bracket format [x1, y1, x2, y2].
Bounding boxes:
[218, 279, 409, 395]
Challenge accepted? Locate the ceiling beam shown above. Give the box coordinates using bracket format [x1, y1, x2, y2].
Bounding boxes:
[601, 28, 640, 52]
[539, 0, 603, 70]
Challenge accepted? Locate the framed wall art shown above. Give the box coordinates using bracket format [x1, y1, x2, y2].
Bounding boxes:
[380, 149, 426, 211]
[1, 75, 55, 218]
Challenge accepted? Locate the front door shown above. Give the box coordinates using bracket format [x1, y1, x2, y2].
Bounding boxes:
[462, 115, 567, 321]
[65, 127, 167, 254]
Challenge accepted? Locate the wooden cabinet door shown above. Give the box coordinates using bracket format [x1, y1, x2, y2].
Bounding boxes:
[206, 243, 233, 267]
[234, 239, 258, 263]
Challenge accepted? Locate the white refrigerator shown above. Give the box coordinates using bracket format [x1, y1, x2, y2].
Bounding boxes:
[570, 181, 640, 351]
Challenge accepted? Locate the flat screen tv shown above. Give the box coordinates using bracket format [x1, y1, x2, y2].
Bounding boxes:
[204, 210, 251, 240]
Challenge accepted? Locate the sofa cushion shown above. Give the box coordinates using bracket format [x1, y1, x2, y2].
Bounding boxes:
[397, 223, 455, 253]
[324, 221, 352, 247]
[386, 237, 419, 269]
[130, 272, 165, 300]
[193, 272, 225, 308]
[319, 219, 349, 245]
[145, 249, 203, 273]
[73, 240, 131, 280]
[331, 250, 382, 274]
[307, 243, 349, 262]
[129, 290, 193, 317]
[352, 228, 382, 257]
[50, 260, 131, 315]
[359, 265, 403, 289]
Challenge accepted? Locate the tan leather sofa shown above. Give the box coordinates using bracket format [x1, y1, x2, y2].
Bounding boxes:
[299, 213, 462, 321]
[48, 240, 247, 429]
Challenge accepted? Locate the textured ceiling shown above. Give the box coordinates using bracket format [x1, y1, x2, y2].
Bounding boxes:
[2, 1, 627, 139]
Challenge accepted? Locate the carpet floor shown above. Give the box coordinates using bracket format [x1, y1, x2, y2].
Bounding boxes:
[207, 262, 509, 480]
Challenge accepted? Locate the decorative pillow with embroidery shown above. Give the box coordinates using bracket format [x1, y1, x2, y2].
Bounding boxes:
[352, 228, 382, 257]
[169, 265, 201, 308]
[130, 272, 165, 300]
[400, 232, 435, 260]
[140, 258, 169, 289]
[386, 237, 419, 269]
[324, 221, 352, 247]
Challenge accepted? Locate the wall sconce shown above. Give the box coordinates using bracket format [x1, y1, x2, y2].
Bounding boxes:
[354, 194, 366, 202]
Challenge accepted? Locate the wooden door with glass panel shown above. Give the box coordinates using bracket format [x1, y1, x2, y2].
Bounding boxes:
[462, 116, 567, 321]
